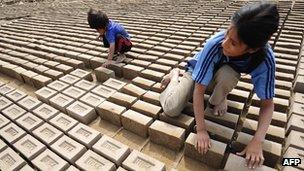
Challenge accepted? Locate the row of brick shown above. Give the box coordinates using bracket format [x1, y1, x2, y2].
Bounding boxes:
[35, 67, 245, 169]
[95, 66, 290, 168]
[0, 81, 167, 170]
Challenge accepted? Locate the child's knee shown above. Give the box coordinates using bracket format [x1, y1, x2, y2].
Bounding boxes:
[163, 106, 181, 117]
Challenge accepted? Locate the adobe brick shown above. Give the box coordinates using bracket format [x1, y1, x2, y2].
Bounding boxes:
[131, 100, 161, 119]
[18, 96, 42, 111]
[122, 150, 165, 171]
[0, 147, 26, 171]
[13, 134, 46, 160]
[121, 109, 153, 137]
[149, 120, 186, 151]
[185, 133, 226, 169]
[132, 76, 155, 90]
[20, 70, 38, 86]
[0, 139, 7, 152]
[32, 149, 69, 171]
[0, 122, 26, 144]
[142, 90, 161, 106]
[32, 75, 52, 89]
[80, 92, 105, 108]
[49, 112, 78, 133]
[34, 65, 49, 74]
[108, 92, 138, 108]
[66, 165, 80, 171]
[289, 102, 304, 118]
[293, 75, 304, 93]
[151, 82, 162, 93]
[2, 104, 26, 120]
[33, 123, 64, 146]
[91, 85, 117, 99]
[108, 63, 125, 78]
[293, 92, 304, 104]
[148, 63, 171, 74]
[122, 64, 144, 80]
[0, 96, 12, 111]
[95, 66, 115, 83]
[70, 69, 93, 81]
[68, 123, 102, 148]
[92, 134, 130, 165]
[16, 113, 43, 132]
[224, 153, 276, 171]
[51, 135, 86, 164]
[35, 87, 58, 104]
[121, 83, 147, 98]
[285, 130, 304, 151]
[5, 89, 27, 102]
[90, 57, 107, 69]
[74, 79, 97, 91]
[75, 150, 116, 171]
[156, 58, 178, 67]
[247, 106, 286, 127]
[62, 86, 86, 99]
[66, 101, 97, 124]
[0, 85, 15, 95]
[103, 78, 127, 91]
[232, 132, 281, 168]
[286, 114, 304, 136]
[283, 147, 304, 170]
[55, 64, 74, 74]
[205, 120, 234, 143]
[20, 164, 35, 171]
[44, 69, 64, 80]
[242, 118, 284, 143]
[97, 100, 126, 126]
[130, 59, 151, 68]
[47, 80, 69, 92]
[0, 114, 10, 128]
[33, 103, 59, 121]
[49, 93, 75, 113]
[140, 69, 165, 82]
[159, 112, 195, 135]
[59, 74, 81, 85]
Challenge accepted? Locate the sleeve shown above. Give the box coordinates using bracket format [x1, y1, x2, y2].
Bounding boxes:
[191, 39, 221, 86]
[251, 52, 275, 100]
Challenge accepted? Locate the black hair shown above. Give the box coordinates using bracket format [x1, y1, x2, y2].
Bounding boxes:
[87, 8, 109, 29]
[231, 3, 279, 49]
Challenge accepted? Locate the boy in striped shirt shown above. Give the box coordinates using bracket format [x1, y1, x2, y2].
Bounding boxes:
[160, 3, 279, 169]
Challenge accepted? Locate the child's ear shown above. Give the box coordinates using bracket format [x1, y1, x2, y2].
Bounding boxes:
[247, 48, 259, 54]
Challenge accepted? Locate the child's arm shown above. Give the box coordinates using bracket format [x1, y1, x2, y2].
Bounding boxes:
[102, 43, 115, 67]
[237, 99, 274, 169]
[193, 83, 211, 154]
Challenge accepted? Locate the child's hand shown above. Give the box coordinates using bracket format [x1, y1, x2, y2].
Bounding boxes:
[195, 129, 211, 154]
[102, 60, 114, 68]
[236, 138, 264, 169]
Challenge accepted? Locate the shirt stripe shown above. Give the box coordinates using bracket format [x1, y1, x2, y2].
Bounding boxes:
[195, 43, 220, 83]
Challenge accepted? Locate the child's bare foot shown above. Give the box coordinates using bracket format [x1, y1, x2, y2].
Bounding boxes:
[116, 54, 126, 63]
[161, 68, 179, 89]
[213, 97, 228, 116]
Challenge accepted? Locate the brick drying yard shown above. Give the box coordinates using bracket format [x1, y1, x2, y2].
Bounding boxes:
[0, 0, 303, 170]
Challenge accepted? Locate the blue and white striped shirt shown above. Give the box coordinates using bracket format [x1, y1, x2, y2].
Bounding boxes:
[188, 31, 275, 100]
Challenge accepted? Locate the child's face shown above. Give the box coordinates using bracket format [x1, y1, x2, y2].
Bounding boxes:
[222, 25, 257, 57]
[96, 28, 106, 36]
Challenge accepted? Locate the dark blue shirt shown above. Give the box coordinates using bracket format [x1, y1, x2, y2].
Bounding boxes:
[105, 20, 130, 44]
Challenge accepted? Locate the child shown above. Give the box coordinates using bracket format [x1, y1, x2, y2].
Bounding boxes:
[160, 2, 279, 169]
[87, 8, 132, 67]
